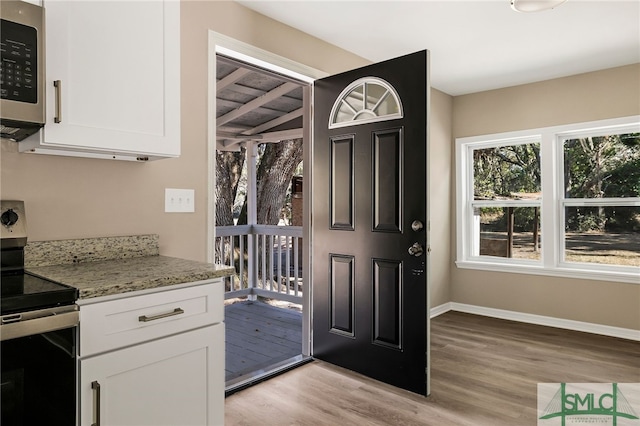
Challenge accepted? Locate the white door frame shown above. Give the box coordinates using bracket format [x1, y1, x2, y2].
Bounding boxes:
[207, 31, 326, 356]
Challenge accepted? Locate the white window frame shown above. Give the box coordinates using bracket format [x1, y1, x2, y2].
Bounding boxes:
[456, 116, 640, 284]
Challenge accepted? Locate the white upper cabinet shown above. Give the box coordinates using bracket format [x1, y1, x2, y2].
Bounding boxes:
[20, 0, 180, 161]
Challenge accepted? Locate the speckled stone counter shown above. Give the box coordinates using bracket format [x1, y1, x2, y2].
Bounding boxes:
[25, 234, 160, 267]
[23, 235, 234, 299]
[27, 255, 234, 299]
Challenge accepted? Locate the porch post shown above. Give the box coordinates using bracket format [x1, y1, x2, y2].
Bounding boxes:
[247, 141, 258, 301]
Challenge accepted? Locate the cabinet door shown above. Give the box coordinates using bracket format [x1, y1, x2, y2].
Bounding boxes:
[79, 325, 224, 426]
[42, 0, 180, 158]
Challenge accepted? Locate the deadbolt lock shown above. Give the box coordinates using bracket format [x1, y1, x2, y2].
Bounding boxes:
[411, 220, 424, 232]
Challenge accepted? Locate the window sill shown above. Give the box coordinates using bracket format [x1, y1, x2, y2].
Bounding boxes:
[455, 260, 640, 285]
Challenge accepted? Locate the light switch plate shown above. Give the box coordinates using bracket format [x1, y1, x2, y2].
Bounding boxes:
[165, 188, 195, 213]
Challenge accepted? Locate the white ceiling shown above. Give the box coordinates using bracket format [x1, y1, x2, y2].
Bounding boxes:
[235, 0, 640, 96]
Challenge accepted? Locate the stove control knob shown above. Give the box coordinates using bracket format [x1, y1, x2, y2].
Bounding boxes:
[1, 209, 19, 228]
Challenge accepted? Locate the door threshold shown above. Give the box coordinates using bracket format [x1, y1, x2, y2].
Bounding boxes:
[225, 355, 313, 396]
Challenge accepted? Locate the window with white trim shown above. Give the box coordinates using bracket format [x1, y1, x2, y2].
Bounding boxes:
[456, 116, 640, 283]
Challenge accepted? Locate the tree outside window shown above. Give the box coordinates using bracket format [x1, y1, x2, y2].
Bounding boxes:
[456, 117, 640, 283]
[472, 143, 541, 261]
[562, 132, 640, 267]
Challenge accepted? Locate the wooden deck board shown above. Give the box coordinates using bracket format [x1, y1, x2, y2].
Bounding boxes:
[225, 300, 302, 381]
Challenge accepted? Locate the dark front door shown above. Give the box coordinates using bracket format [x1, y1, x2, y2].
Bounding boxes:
[312, 50, 429, 395]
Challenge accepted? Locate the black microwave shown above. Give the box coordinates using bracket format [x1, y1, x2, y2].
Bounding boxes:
[0, 1, 45, 142]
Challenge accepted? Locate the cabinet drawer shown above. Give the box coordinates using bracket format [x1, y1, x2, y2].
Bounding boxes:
[80, 281, 223, 357]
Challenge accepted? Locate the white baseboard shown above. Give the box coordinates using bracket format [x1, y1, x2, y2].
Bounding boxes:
[430, 302, 452, 319]
[430, 302, 640, 342]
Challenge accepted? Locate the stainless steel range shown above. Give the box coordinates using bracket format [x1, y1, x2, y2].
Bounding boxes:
[1, 200, 78, 425]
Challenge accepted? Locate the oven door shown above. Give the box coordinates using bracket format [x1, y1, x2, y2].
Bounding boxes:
[1, 306, 78, 425]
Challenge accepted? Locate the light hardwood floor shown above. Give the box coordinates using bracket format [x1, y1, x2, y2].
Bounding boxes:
[225, 311, 639, 425]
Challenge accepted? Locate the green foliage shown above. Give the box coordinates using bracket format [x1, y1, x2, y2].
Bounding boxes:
[565, 208, 602, 232]
[565, 206, 640, 232]
[564, 133, 640, 198]
[514, 208, 537, 232]
[473, 143, 540, 199]
[474, 133, 639, 201]
[564, 132, 640, 232]
[606, 206, 640, 232]
[606, 157, 640, 197]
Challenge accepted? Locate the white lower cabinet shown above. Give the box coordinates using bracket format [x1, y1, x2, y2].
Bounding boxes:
[79, 325, 224, 426]
[77, 281, 225, 426]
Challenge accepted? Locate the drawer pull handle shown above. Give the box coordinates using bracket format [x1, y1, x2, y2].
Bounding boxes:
[91, 381, 101, 426]
[54, 80, 62, 123]
[138, 307, 184, 322]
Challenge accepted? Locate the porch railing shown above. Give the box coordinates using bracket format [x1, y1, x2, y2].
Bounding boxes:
[215, 225, 303, 304]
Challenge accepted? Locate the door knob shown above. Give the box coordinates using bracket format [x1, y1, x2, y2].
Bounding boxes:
[411, 220, 423, 232]
[408, 242, 423, 257]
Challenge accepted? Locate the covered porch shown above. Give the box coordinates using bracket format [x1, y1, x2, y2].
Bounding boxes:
[215, 224, 308, 392]
[213, 54, 312, 392]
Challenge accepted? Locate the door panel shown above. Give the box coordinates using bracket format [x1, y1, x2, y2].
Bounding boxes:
[330, 135, 355, 230]
[372, 258, 402, 349]
[372, 128, 403, 232]
[312, 50, 429, 395]
[329, 254, 356, 336]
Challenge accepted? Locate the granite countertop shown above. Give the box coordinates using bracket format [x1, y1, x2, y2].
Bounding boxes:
[27, 255, 235, 299]
[23, 235, 235, 299]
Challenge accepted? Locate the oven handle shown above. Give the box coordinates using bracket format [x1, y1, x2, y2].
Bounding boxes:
[0, 305, 79, 341]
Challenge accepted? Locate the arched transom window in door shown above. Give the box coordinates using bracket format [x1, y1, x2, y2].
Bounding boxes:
[328, 77, 404, 129]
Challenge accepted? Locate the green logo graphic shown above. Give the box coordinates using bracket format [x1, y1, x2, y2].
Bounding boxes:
[539, 383, 639, 426]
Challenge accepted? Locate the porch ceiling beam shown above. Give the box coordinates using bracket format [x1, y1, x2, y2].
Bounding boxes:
[218, 123, 254, 133]
[229, 83, 303, 104]
[216, 98, 245, 109]
[217, 99, 288, 120]
[226, 83, 266, 98]
[242, 107, 303, 136]
[256, 128, 303, 143]
[216, 139, 244, 151]
[216, 128, 302, 144]
[216, 68, 251, 93]
[216, 131, 263, 141]
[216, 82, 299, 127]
